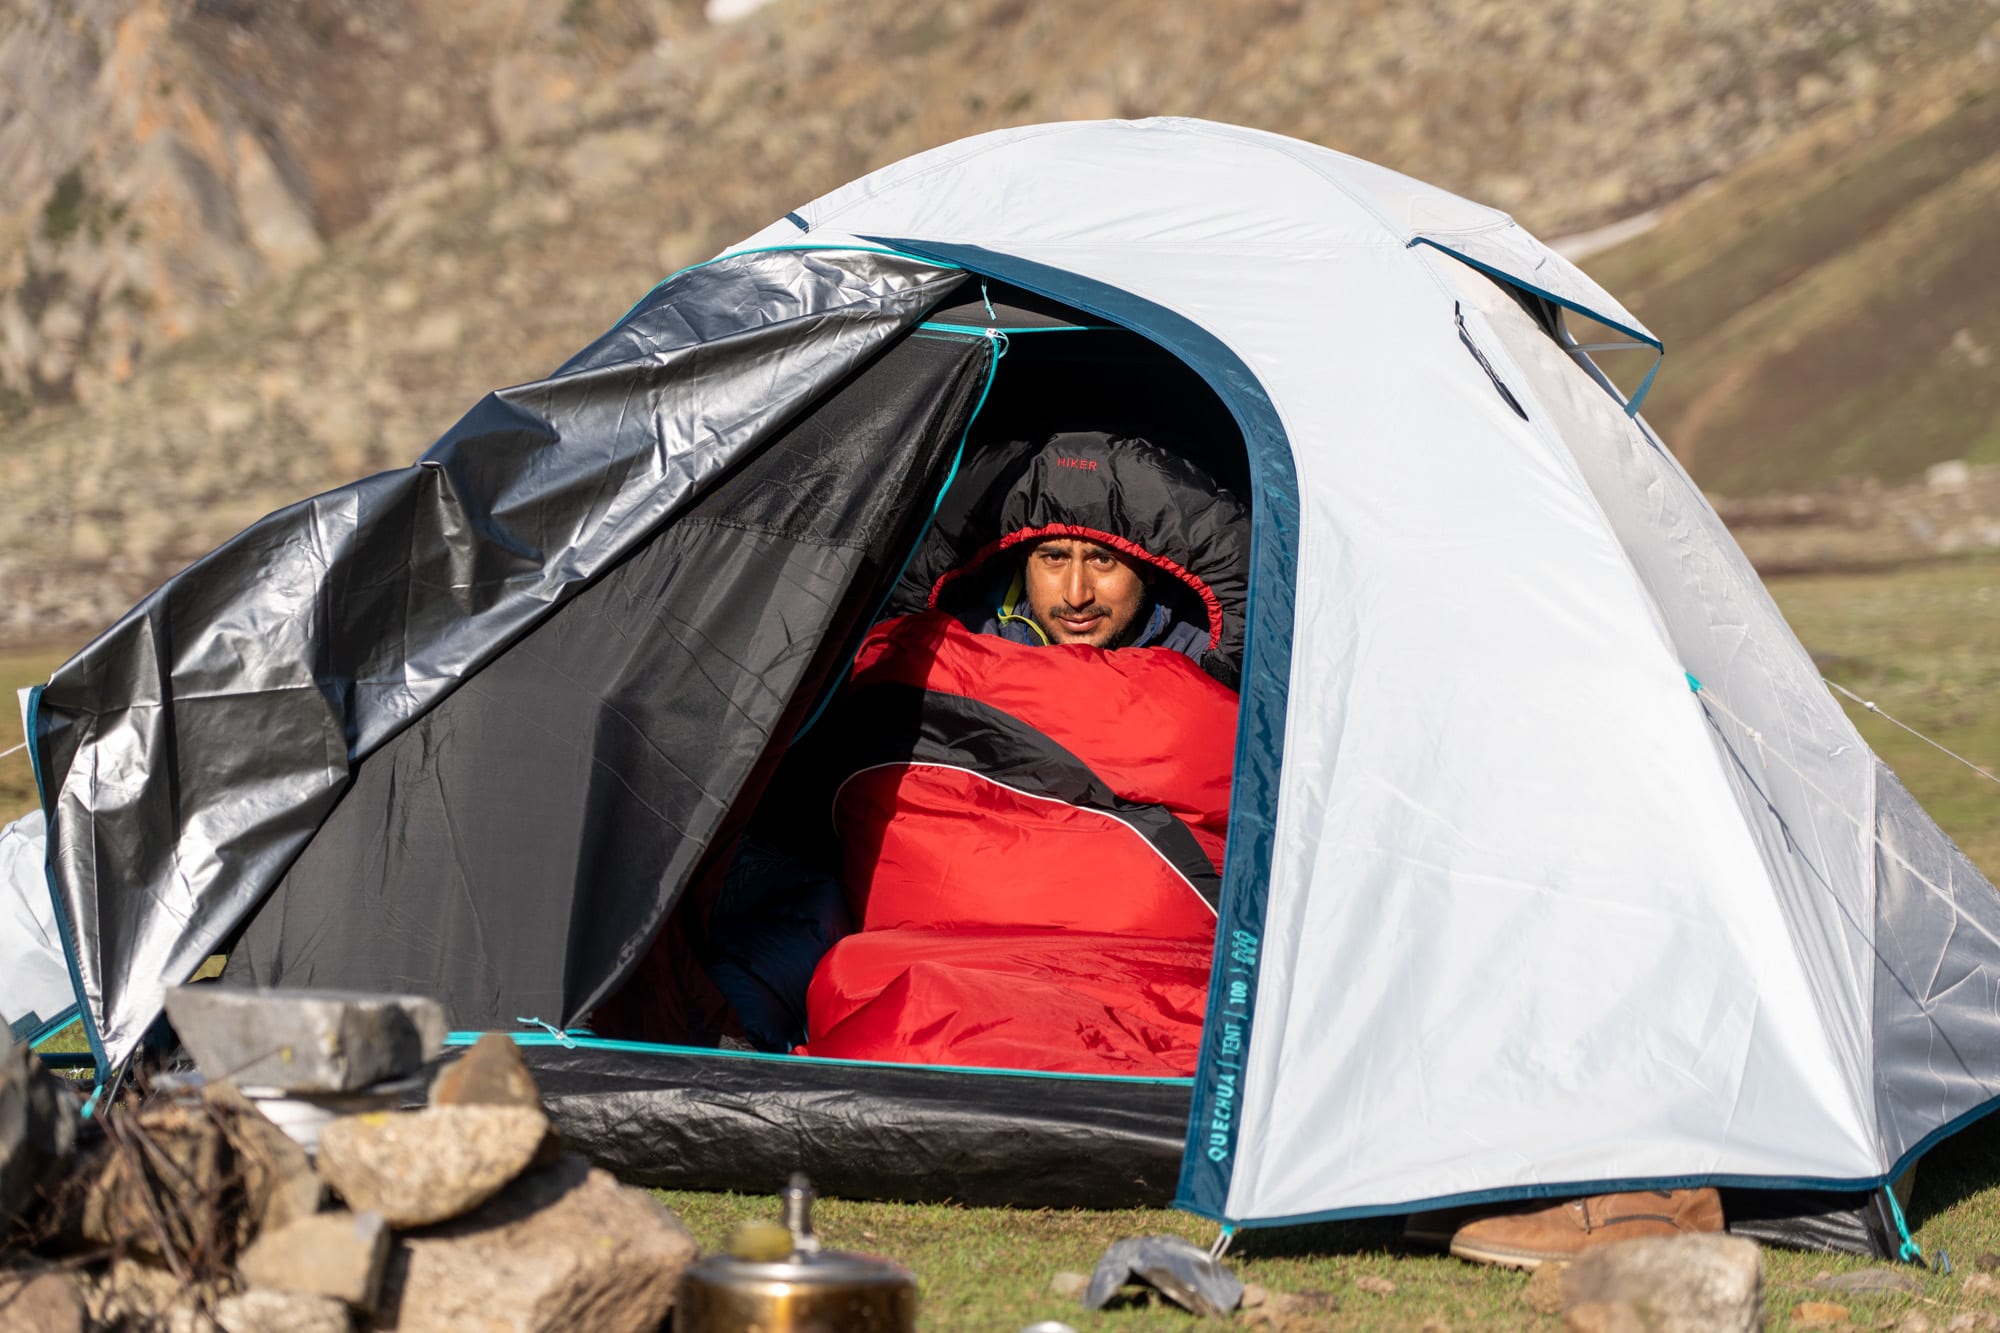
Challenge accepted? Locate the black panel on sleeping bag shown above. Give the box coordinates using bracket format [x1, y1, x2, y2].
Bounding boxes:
[222, 326, 995, 1033]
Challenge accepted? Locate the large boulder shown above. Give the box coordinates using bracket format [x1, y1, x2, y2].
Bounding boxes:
[376, 1154, 697, 1333]
[1558, 1234, 1764, 1333]
[0, 1030, 78, 1234]
[315, 1105, 547, 1228]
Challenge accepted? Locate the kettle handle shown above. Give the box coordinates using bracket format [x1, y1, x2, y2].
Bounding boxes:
[782, 1172, 822, 1255]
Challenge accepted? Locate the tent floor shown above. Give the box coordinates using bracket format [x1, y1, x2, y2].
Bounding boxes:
[506, 1043, 1902, 1257]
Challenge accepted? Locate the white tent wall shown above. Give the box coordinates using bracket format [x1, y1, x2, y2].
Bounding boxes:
[1869, 762, 2000, 1165]
[738, 118, 1997, 1225]
[1454, 258, 2000, 1173]
[2, 810, 73, 1038]
[1445, 260, 1883, 1147]
[1215, 249, 1872, 1222]
[1448, 249, 1880, 1112]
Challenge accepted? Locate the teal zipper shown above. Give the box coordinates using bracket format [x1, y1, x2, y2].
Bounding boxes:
[453, 1027, 1195, 1087]
[26, 683, 110, 1107]
[792, 325, 1007, 740]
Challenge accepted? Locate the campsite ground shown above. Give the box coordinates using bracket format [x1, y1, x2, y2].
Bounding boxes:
[656, 1151, 2000, 1331]
[11, 555, 2000, 1330]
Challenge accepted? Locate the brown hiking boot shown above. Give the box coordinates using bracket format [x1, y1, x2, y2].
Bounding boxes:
[1414, 1188, 1725, 1270]
[1402, 1203, 1488, 1252]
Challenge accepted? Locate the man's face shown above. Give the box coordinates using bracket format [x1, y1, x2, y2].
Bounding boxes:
[1023, 538, 1150, 648]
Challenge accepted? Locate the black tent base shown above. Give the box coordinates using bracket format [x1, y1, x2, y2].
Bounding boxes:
[1720, 1184, 1907, 1259]
[516, 1041, 1190, 1209]
[507, 1040, 1903, 1257]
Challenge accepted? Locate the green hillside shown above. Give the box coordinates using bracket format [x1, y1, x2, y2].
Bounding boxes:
[1586, 63, 2000, 494]
[5, 0, 1998, 645]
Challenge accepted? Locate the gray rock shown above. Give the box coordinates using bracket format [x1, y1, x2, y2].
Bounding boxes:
[164, 987, 446, 1093]
[1808, 1266, 1924, 1295]
[1928, 460, 1973, 494]
[378, 1154, 697, 1333]
[430, 1033, 542, 1110]
[1559, 1234, 1763, 1333]
[0, 1031, 78, 1234]
[315, 1104, 547, 1228]
[236, 1210, 388, 1312]
[430, 1037, 564, 1169]
[0, 1267, 87, 1333]
[214, 1288, 352, 1333]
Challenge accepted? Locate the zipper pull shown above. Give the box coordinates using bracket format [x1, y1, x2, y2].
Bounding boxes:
[1455, 302, 1528, 421]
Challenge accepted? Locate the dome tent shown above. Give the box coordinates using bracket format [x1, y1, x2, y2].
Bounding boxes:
[24, 120, 2000, 1252]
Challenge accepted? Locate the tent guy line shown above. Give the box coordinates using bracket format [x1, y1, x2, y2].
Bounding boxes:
[1698, 681, 2000, 954]
[1822, 678, 2000, 789]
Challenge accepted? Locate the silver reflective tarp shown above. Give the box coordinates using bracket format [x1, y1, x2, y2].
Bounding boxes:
[34, 249, 963, 1067]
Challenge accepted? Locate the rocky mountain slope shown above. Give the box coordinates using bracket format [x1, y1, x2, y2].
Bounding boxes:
[2, 0, 1996, 645]
[1583, 31, 2000, 494]
[0, 0, 703, 422]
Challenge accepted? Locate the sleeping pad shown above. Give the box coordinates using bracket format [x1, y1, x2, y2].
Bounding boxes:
[799, 611, 1237, 1074]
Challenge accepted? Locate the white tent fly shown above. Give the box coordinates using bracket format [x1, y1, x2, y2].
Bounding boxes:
[2, 810, 71, 1043]
[727, 118, 2000, 1229]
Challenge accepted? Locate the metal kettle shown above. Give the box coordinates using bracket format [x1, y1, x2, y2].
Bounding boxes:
[676, 1175, 917, 1333]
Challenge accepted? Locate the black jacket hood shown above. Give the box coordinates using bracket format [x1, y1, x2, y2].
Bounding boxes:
[900, 432, 1251, 688]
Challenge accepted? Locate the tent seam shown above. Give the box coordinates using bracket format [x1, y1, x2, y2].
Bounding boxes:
[807, 123, 1084, 232]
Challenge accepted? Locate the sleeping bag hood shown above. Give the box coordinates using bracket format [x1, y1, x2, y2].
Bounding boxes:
[916, 432, 1251, 688]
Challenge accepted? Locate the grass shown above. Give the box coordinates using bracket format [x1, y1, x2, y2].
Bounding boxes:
[648, 1164, 2000, 1331]
[11, 557, 2000, 1329]
[0, 643, 67, 821]
[1774, 556, 2000, 872]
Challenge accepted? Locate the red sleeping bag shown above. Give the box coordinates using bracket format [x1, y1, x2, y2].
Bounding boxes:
[799, 612, 1238, 1075]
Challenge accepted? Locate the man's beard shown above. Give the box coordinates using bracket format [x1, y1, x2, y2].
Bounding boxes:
[1033, 598, 1150, 648]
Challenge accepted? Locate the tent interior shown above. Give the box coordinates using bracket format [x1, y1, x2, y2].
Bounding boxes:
[588, 282, 1256, 1052]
